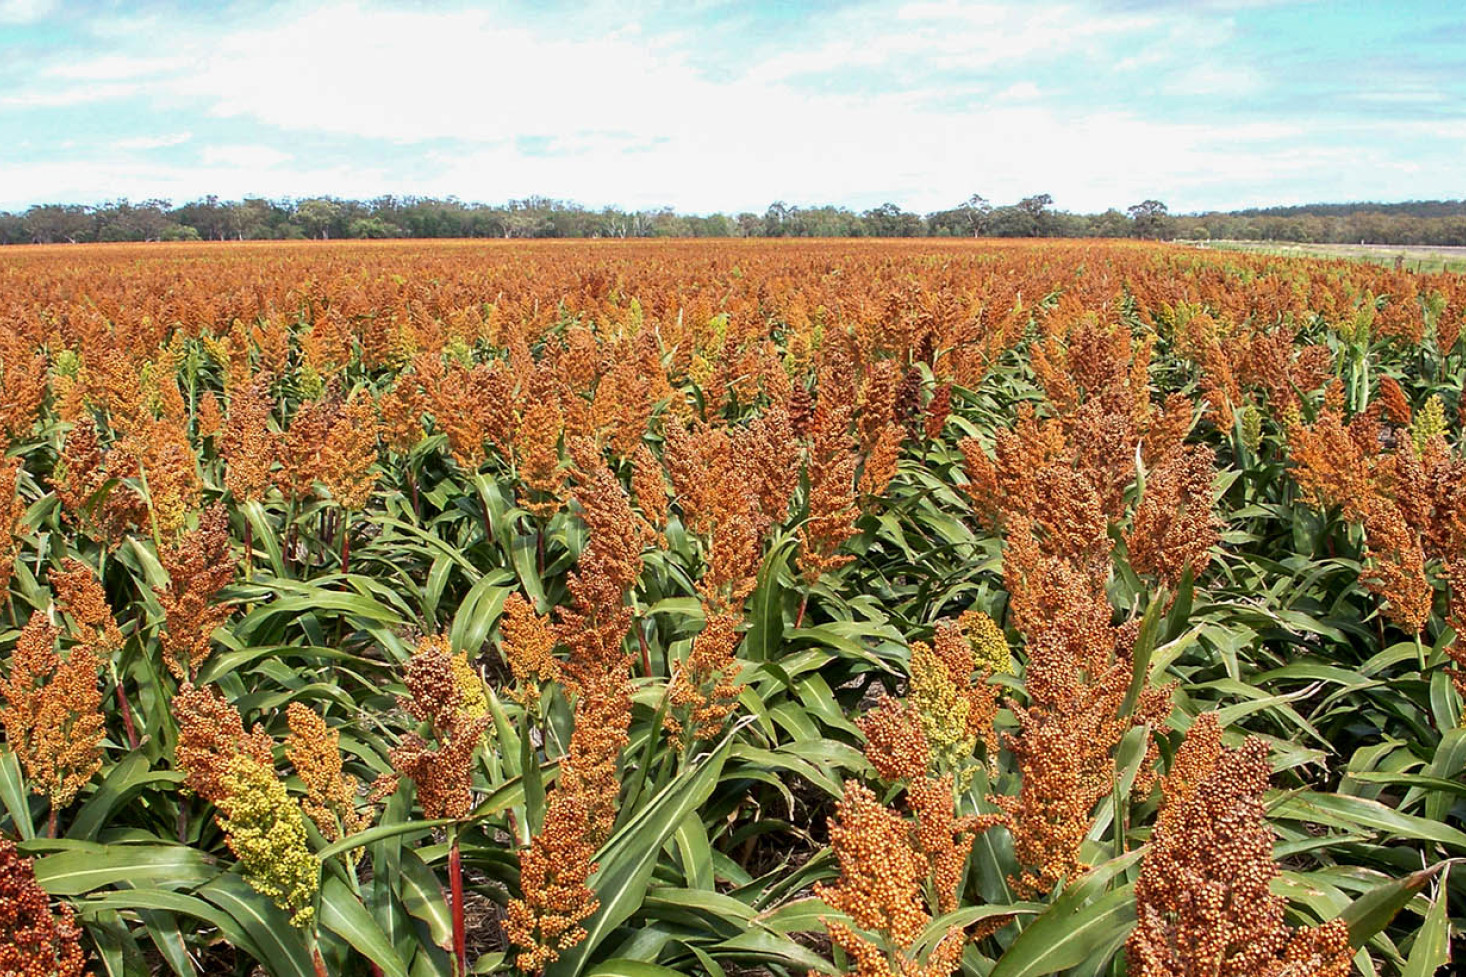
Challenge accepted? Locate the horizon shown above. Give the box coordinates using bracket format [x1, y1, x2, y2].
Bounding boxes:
[2, 0, 1463, 214]
[7, 190, 1466, 220]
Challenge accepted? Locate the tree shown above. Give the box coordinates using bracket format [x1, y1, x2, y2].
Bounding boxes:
[863, 202, 922, 237]
[175, 195, 229, 240]
[1016, 194, 1054, 236]
[0, 212, 24, 245]
[1017, 194, 1053, 218]
[764, 201, 791, 237]
[161, 223, 202, 242]
[225, 198, 275, 240]
[347, 216, 401, 239]
[988, 205, 1038, 238]
[735, 213, 763, 237]
[1089, 209, 1133, 238]
[295, 199, 341, 240]
[23, 205, 93, 244]
[1128, 200, 1171, 240]
[961, 194, 992, 236]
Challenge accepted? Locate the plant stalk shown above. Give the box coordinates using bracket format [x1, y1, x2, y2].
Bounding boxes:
[637, 617, 652, 678]
[340, 510, 352, 576]
[111, 660, 140, 751]
[450, 826, 467, 977]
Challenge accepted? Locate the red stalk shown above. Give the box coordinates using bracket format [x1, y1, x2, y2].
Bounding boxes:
[116, 683, 139, 751]
[340, 514, 352, 576]
[450, 832, 467, 977]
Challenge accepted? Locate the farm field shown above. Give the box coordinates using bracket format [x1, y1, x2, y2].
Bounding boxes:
[1200, 240, 1466, 275]
[1, 237, 1464, 976]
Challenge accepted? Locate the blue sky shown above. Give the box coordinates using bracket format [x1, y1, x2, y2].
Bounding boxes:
[1, 0, 1463, 214]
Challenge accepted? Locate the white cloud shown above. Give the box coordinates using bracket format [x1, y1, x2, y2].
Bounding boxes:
[1163, 63, 1262, 97]
[0, 82, 144, 108]
[198, 145, 292, 169]
[45, 55, 190, 81]
[0, 0, 54, 24]
[112, 132, 193, 151]
[994, 81, 1042, 101]
[0, 157, 391, 210]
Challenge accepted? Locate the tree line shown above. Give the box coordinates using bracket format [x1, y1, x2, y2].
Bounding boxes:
[4, 194, 1465, 246]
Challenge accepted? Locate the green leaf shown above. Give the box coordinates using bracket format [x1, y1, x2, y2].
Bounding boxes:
[988, 882, 1138, 977]
[0, 746, 35, 840]
[75, 888, 267, 965]
[198, 873, 317, 977]
[448, 570, 513, 655]
[1402, 866, 1451, 977]
[913, 903, 1041, 955]
[319, 875, 412, 977]
[1339, 864, 1442, 949]
[79, 909, 151, 977]
[315, 818, 454, 863]
[545, 730, 736, 977]
[242, 499, 286, 578]
[744, 536, 795, 662]
[672, 815, 713, 892]
[1272, 792, 1466, 850]
[398, 848, 454, 950]
[711, 928, 833, 972]
[33, 844, 218, 896]
[1122, 589, 1167, 716]
[69, 752, 183, 842]
[585, 960, 687, 977]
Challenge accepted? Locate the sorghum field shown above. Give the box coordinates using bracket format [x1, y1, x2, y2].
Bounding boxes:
[2, 238, 1464, 977]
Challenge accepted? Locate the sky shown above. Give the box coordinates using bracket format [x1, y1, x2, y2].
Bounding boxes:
[1, 0, 1463, 215]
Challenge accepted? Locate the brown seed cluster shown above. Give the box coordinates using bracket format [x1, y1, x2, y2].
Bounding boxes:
[858, 421, 905, 500]
[498, 592, 562, 710]
[1286, 397, 1379, 522]
[798, 378, 860, 587]
[50, 558, 122, 653]
[504, 784, 601, 975]
[0, 837, 87, 977]
[515, 399, 568, 519]
[172, 682, 274, 805]
[816, 781, 929, 947]
[319, 391, 380, 512]
[858, 696, 931, 783]
[1361, 495, 1432, 634]
[389, 636, 491, 820]
[1127, 445, 1222, 588]
[285, 701, 375, 842]
[0, 455, 27, 595]
[274, 395, 338, 503]
[154, 504, 235, 680]
[811, 780, 980, 977]
[0, 613, 105, 812]
[1127, 713, 1352, 977]
[555, 460, 642, 689]
[50, 416, 147, 547]
[1288, 388, 1466, 649]
[219, 378, 276, 504]
[510, 456, 645, 973]
[907, 773, 997, 914]
[664, 608, 743, 749]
